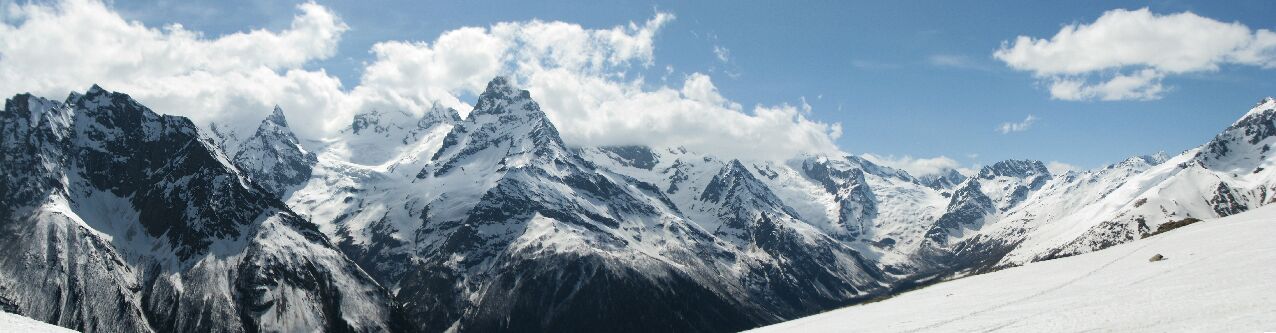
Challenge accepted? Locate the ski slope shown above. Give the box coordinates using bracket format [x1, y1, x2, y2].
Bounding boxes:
[751, 205, 1276, 332]
[0, 311, 77, 332]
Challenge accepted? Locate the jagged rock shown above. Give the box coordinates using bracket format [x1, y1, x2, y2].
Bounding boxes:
[232, 106, 317, 197]
[0, 87, 394, 333]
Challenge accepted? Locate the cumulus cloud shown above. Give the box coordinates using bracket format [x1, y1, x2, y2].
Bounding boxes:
[0, 0, 348, 139]
[0, 0, 842, 161]
[860, 154, 965, 178]
[996, 114, 1037, 134]
[1046, 161, 1080, 175]
[994, 8, 1276, 101]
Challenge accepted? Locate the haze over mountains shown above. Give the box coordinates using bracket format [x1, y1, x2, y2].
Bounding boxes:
[2, 77, 1275, 332]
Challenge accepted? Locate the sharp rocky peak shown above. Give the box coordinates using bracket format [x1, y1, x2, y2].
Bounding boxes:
[234, 106, 316, 197]
[701, 159, 782, 206]
[422, 76, 568, 177]
[1235, 96, 1276, 125]
[1196, 96, 1276, 167]
[978, 159, 1049, 179]
[420, 102, 462, 127]
[266, 105, 289, 127]
[469, 76, 540, 118]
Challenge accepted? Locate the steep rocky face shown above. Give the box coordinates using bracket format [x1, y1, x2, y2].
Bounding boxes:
[0, 88, 394, 333]
[924, 180, 996, 245]
[420, 76, 570, 179]
[393, 77, 771, 332]
[698, 160, 886, 316]
[596, 145, 660, 170]
[1198, 97, 1276, 171]
[233, 106, 317, 198]
[919, 169, 968, 190]
[800, 157, 878, 239]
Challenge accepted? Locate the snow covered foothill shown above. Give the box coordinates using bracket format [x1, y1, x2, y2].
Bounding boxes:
[749, 204, 1276, 332]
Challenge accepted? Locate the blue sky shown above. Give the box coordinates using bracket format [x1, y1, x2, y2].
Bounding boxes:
[20, 0, 1276, 170]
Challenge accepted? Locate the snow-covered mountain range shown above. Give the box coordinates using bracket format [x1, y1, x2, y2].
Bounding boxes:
[2, 78, 1274, 332]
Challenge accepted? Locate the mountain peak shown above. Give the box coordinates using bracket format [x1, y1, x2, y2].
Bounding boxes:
[1234, 96, 1276, 126]
[979, 159, 1049, 179]
[485, 76, 516, 93]
[471, 76, 536, 117]
[87, 84, 107, 96]
[267, 105, 289, 127]
[419, 102, 462, 127]
[67, 84, 112, 105]
[701, 159, 768, 204]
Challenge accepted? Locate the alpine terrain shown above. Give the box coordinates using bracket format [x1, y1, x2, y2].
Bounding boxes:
[2, 78, 1274, 332]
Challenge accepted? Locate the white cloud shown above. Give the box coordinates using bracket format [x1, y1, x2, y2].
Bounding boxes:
[713, 45, 730, 63]
[860, 154, 964, 178]
[927, 54, 990, 71]
[0, 0, 348, 139]
[994, 8, 1276, 101]
[997, 114, 1037, 134]
[1046, 161, 1080, 174]
[0, 0, 845, 161]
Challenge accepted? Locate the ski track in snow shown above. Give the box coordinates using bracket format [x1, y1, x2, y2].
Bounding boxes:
[751, 205, 1276, 332]
[903, 241, 1155, 333]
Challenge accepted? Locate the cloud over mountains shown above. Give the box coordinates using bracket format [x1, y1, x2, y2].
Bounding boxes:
[0, 0, 842, 160]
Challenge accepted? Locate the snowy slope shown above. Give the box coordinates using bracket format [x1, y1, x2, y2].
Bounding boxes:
[0, 311, 77, 333]
[964, 99, 1276, 268]
[751, 204, 1276, 333]
[0, 87, 394, 333]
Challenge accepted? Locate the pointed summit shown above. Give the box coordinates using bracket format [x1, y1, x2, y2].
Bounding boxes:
[1198, 96, 1276, 168]
[423, 76, 568, 177]
[266, 105, 289, 127]
[700, 159, 796, 218]
[233, 105, 317, 197]
[484, 76, 518, 96]
[418, 101, 462, 128]
[67, 84, 111, 105]
[1234, 96, 1276, 126]
[470, 76, 537, 117]
[87, 84, 107, 96]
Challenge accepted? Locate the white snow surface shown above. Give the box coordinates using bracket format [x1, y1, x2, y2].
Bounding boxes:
[751, 204, 1276, 333]
[0, 311, 77, 333]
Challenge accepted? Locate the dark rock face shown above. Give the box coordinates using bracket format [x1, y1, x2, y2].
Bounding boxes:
[801, 158, 878, 238]
[64, 87, 271, 258]
[925, 180, 995, 245]
[0, 88, 394, 333]
[1210, 182, 1248, 217]
[599, 145, 660, 170]
[699, 160, 886, 317]
[232, 106, 318, 198]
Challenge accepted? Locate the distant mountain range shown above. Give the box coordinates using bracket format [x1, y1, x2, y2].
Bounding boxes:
[3, 77, 1274, 332]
